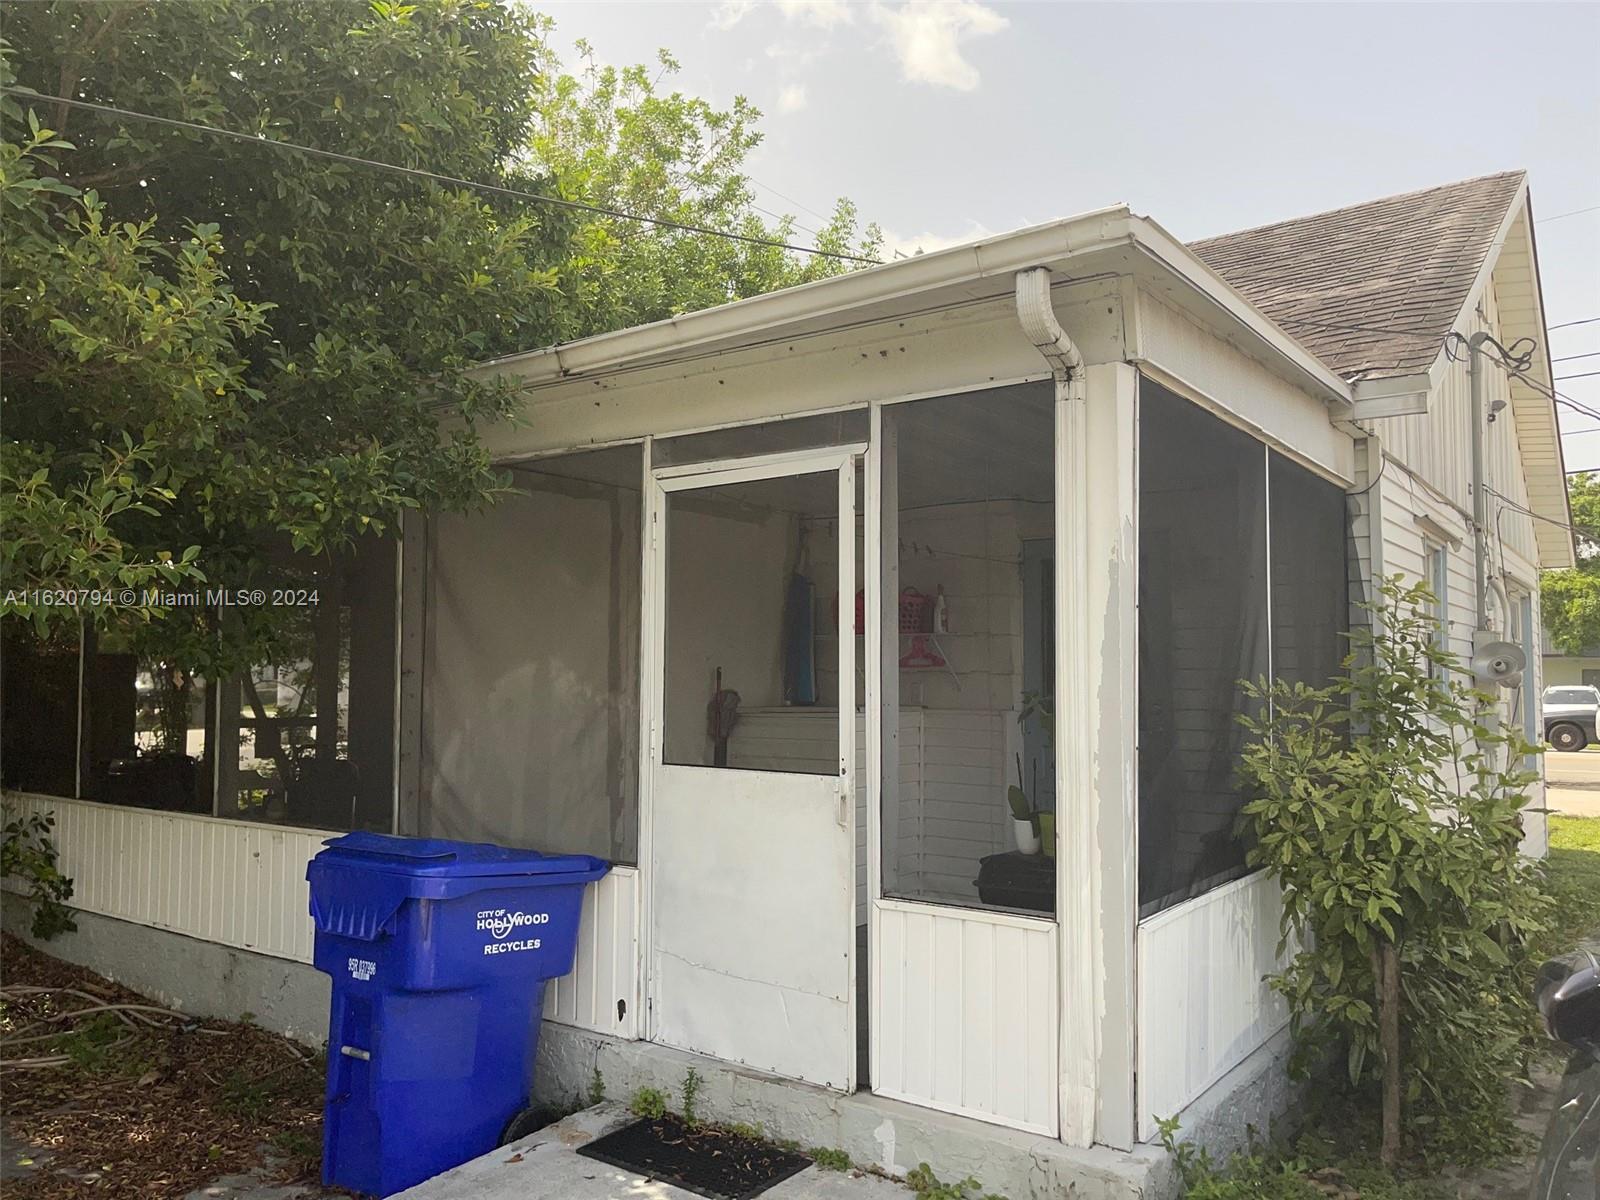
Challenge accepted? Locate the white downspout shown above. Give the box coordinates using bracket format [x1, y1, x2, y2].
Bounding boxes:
[1016, 266, 1099, 1146]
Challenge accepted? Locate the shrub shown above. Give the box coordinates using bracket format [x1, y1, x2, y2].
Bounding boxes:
[1237, 578, 1549, 1165]
[1, 808, 76, 939]
[629, 1086, 667, 1120]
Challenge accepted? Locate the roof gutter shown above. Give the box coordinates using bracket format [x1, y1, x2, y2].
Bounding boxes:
[472, 207, 1135, 387]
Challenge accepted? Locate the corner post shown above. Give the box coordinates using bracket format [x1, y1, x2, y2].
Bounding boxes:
[1084, 361, 1139, 1149]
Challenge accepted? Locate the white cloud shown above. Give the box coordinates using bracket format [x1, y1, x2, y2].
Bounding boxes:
[777, 83, 809, 113]
[777, 0, 857, 28]
[712, 0, 854, 31]
[710, 0, 753, 30]
[878, 220, 997, 259]
[870, 1, 1009, 92]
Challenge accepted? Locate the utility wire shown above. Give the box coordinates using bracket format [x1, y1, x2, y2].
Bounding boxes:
[1537, 204, 1600, 224]
[1556, 370, 1600, 381]
[0, 87, 881, 265]
[1555, 351, 1600, 363]
[1484, 485, 1600, 540]
[1552, 317, 1600, 331]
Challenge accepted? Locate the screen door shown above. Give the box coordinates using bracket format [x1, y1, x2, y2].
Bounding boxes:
[646, 447, 858, 1091]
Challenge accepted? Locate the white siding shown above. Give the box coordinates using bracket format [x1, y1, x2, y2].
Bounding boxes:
[874, 899, 1057, 1134]
[543, 867, 641, 1038]
[2, 793, 323, 963]
[1134, 872, 1290, 1141]
[1376, 283, 1538, 569]
[1, 793, 639, 1038]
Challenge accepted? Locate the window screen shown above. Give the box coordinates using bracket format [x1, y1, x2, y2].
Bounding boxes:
[879, 383, 1057, 916]
[1138, 381, 1268, 918]
[420, 445, 641, 862]
[214, 535, 398, 831]
[1, 621, 80, 798]
[1269, 453, 1349, 691]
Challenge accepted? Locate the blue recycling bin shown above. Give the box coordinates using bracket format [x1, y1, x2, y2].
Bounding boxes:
[306, 832, 609, 1197]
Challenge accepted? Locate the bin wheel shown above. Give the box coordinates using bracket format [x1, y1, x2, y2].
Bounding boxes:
[500, 1106, 552, 1146]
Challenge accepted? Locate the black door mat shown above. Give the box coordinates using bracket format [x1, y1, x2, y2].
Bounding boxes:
[577, 1114, 813, 1200]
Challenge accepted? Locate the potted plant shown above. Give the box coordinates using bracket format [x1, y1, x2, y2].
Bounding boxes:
[1008, 754, 1040, 855]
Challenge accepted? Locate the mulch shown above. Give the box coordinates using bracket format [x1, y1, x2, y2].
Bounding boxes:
[0, 933, 328, 1199]
[578, 1113, 814, 1200]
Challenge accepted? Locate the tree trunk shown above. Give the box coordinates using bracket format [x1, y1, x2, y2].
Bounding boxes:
[1377, 940, 1402, 1166]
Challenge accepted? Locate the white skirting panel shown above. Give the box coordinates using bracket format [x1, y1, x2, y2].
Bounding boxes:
[4, 793, 640, 1040]
[2, 793, 324, 963]
[873, 898, 1057, 1135]
[1135, 871, 1290, 1141]
[544, 866, 639, 1039]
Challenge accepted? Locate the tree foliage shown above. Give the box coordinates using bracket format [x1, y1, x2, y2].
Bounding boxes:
[1237, 578, 1549, 1166]
[525, 36, 880, 333]
[1540, 471, 1600, 654]
[1, 1, 876, 669]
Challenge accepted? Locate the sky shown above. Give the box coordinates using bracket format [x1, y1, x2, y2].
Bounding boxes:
[540, 0, 1600, 470]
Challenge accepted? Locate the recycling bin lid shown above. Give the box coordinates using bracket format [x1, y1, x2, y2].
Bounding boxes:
[314, 832, 606, 879]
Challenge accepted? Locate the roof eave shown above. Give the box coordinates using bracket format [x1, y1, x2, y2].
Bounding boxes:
[470, 209, 1356, 417]
[470, 205, 1138, 386]
[1123, 214, 1354, 413]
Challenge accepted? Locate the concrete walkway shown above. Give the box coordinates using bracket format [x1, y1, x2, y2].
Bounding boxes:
[397, 1103, 911, 1200]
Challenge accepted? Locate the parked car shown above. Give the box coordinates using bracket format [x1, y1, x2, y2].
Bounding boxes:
[1544, 686, 1600, 752]
[1531, 950, 1600, 1199]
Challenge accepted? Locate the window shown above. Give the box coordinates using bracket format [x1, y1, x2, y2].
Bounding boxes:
[10, 537, 401, 828]
[1137, 379, 1349, 919]
[1544, 688, 1598, 706]
[879, 383, 1057, 916]
[215, 536, 398, 830]
[82, 629, 214, 814]
[1269, 452, 1349, 691]
[419, 445, 641, 863]
[1, 621, 80, 798]
[1426, 544, 1450, 664]
[660, 468, 848, 776]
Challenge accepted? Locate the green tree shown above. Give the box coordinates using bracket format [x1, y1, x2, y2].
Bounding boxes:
[1540, 471, 1600, 653]
[3, 0, 566, 652]
[525, 36, 880, 334]
[2, 1, 875, 672]
[1237, 578, 1548, 1167]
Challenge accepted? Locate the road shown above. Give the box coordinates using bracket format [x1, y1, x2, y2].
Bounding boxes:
[1545, 745, 1600, 815]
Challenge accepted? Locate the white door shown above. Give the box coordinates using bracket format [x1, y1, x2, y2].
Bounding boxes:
[646, 448, 858, 1091]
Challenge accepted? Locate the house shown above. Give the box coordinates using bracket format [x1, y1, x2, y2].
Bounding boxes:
[1, 171, 1570, 1198]
[1543, 638, 1600, 689]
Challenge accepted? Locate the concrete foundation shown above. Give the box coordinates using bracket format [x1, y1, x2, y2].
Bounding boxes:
[1, 896, 329, 1046]
[1160, 1025, 1305, 1160]
[533, 1022, 1177, 1200]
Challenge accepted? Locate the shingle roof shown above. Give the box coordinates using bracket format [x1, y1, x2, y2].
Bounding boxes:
[1188, 171, 1526, 383]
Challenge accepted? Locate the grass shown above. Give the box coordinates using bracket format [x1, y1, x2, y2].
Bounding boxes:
[1538, 815, 1600, 960]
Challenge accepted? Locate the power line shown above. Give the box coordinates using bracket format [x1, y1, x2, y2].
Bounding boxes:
[1555, 351, 1600, 363]
[1552, 317, 1600, 331]
[0, 87, 881, 265]
[1556, 370, 1600, 381]
[1537, 204, 1600, 224]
